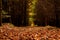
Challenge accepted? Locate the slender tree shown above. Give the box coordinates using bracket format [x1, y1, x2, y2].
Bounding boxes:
[0, 0, 2, 26]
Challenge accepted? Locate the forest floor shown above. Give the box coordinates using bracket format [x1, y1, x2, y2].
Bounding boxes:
[0, 23, 60, 40]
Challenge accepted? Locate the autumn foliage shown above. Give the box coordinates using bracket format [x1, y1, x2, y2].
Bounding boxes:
[0, 24, 60, 40]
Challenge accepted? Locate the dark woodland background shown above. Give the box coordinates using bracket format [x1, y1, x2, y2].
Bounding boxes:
[0, 0, 60, 27]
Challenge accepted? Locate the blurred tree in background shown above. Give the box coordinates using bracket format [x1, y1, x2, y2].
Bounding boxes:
[1, 0, 60, 27]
